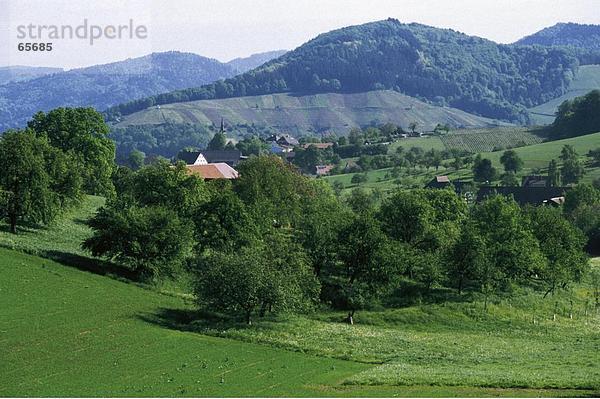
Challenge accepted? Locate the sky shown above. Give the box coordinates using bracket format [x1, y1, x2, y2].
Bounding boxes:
[1, 0, 599, 70]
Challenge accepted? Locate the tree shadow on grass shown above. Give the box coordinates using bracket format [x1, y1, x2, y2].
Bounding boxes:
[43, 250, 140, 282]
[137, 307, 280, 335]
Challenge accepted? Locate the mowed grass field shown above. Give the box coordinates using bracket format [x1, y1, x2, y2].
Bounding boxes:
[0, 248, 371, 397]
[2, 249, 599, 397]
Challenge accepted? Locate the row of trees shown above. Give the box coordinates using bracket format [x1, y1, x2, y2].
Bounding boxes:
[84, 155, 593, 324]
[0, 108, 115, 233]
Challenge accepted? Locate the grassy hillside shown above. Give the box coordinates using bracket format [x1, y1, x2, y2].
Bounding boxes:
[528, 65, 600, 125]
[1, 248, 597, 397]
[0, 248, 368, 397]
[326, 132, 600, 195]
[440, 127, 546, 153]
[115, 90, 507, 135]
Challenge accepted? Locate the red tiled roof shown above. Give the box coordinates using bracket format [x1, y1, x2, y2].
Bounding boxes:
[186, 163, 239, 179]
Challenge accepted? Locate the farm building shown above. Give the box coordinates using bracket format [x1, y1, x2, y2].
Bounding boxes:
[177, 150, 243, 167]
[476, 186, 570, 206]
[185, 163, 239, 180]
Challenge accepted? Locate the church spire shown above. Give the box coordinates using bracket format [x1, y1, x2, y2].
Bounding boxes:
[220, 117, 225, 133]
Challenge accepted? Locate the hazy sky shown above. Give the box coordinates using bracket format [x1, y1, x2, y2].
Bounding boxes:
[1, 0, 599, 69]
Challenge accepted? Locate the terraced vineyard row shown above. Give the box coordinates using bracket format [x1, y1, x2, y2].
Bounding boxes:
[441, 127, 546, 153]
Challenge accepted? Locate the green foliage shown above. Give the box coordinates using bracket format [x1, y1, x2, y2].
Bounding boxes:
[560, 145, 585, 184]
[500, 150, 524, 173]
[192, 187, 256, 253]
[27, 108, 116, 196]
[127, 149, 145, 170]
[547, 159, 561, 187]
[83, 205, 194, 280]
[234, 156, 311, 229]
[110, 123, 212, 161]
[500, 172, 520, 186]
[553, 90, 600, 139]
[207, 131, 227, 150]
[330, 213, 397, 318]
[526, 206, 588, 295]
[0, 129, 79, 233]
[194, 232, 319, 324]
[472, 155, 498, 183]
[468, 196, 545, 301]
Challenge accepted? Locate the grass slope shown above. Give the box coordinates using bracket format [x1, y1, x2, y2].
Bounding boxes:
[2, 250, 598, 397]
[529, 65, 600, 125]
[325, 132, 600, 196]
[440, 127, 546, 153]
[0, 248, 369, 397]
[115, 90, 508, 135]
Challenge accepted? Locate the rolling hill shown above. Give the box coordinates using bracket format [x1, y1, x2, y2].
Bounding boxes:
[528, 65, 600, 125]
[0, 51, 285, 131]
[516, 23, 600, 50]
[0, 65, 63, 85]
[226, 50, 288, 74]
[106, 19, 580, 124]
[114, 90, 509, 135]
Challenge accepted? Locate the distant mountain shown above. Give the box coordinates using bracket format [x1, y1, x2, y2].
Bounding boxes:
[516, 23, 600, 50]
[115, 90, 509, 136]
[0, 66, 63, 85]
[0, 52, 236, 131]
[107, 19, 579, 125]
[226, 50, 288, 73]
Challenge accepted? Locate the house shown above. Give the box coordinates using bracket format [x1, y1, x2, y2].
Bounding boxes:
[522, 175, 548, 188]
[177, 151, 207, 166]
[267, 134, 299, 147]
[476, 186, 571, 206]
[315, 164, 335, 176]
[425, 176, 452, 189]
[200, 150, 243, 166]
[301, 142, 334, 150]
[177, 150, 243, 167]
[185, 163, 239, 180]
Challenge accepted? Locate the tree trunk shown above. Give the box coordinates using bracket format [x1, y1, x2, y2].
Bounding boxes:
[245, 310, 252, 325]
[9, 213, 17, 234]
[344, 310, 355, 325]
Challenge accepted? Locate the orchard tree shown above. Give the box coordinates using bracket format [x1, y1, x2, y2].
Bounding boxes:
[472, 156, 498, 183]
[128, 149, 145, 170]
[123, 160, 208, 218]
[500, 172, 520, 187]
[547, 159, 560, 187]
[0, 130, 61, 233]
[28, 107, 116, 196]
[83, 205, 194, 280]
[234, 155, 312, 229]
[526, 206, 588, 296]
[334, 214, 399, 323]
[192, 187, 257, 253]
[469, 196, 545, 305]
[194, 233, 319, 324]
[500, 150, 524, 173]
[560, 145, 585, 185]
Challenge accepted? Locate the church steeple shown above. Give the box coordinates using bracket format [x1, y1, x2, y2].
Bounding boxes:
[220, 117, 225, 133]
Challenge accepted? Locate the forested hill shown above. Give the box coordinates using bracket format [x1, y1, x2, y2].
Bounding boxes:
[0, 66, 63, 85]
[106, 19, 579, 124]
[226, 50, 288, 73]
[516, 23, 600, 50]
[0, 52, 239, 131]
